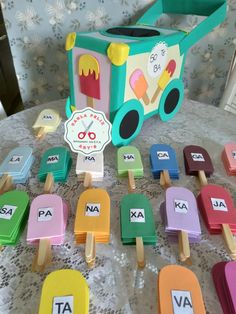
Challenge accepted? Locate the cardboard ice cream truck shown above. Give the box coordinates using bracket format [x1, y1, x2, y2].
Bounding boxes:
[65, 0, 226, 146]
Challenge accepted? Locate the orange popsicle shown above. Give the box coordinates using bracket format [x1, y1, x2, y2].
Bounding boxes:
[129, 69, 150, 105]
[74, 188, 110, 267]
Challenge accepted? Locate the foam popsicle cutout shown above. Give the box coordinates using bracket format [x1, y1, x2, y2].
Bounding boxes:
[120, 193, 156, 268]
[164, 187, 201, 262]
[38, 146, 72, 193]
[74, 188, 110, 267]
[150, 144, 179, 188]
[222, 142, 236, 176]
[151, 59, 176, 103]
[183, 145, 214, 186]
[39, 269, 89, 314]
[0, 147, 34, 191]
[33, 109, 61, 139]
[78, 54, 100, 108]
[117, 146, 143, 191]
[0, 190, 29, 246]
[76, 153, 104, 188]
[27, 194, 68, 271]
[197, 184, 236, 258]
[129, 69, 150, 105]
[158, 265, 206, 314]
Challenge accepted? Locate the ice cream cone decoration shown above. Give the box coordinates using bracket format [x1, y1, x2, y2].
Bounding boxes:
[78, 54, 100, 108]
[151, 59, 176, 104]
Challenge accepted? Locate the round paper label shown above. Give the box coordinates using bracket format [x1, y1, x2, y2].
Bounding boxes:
[147, 42, 168, 78]
[64, 108, 112, 155]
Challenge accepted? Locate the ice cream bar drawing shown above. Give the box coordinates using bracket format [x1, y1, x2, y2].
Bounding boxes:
[197, 184, 236, 258]
[32, 109, 61, 139]
[74, 188, 110, 267]
[158, 265, 206, 314]
[151, 59, 176, 103]
[0, 147, 34, 193]
[129, 69, 150, 105]
[120, 193, 156, 268]
[78, 54, 100, 108]
[27, 194, 69, 272]
[0, 190, 29, 247]
[183, 145, 214, 186]
[117, 146, 143, 191]
[150, 144, 179, 188]
[222, 142, 236, 176]
[163, 187, 201, 262]
[38, 146, 72, 193]
[39, 269, 89, 314]
[76, 152, 104, 188]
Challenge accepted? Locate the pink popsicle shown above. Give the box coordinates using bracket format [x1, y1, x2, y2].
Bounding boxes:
[129, 69, 150, 105]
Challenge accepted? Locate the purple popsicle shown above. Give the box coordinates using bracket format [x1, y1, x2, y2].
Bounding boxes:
[163, 187, 201, 262]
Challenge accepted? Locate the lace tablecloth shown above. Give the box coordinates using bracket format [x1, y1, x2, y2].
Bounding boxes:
[0, 99, 236, 314]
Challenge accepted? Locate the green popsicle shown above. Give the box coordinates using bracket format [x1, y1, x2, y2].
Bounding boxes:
[120, 193, 156, 268]
[117, 146, 143, 191]
[0, 190, 29, 245]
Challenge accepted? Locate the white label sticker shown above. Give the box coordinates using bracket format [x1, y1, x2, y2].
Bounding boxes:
[130, 208, 145, 223]
[9, 155, 23, 164]
[211, 198, 228, 212]
[232, 151, 236, 159]
[0, 205, 17, 220]
[147, 42, 168, 78]
[85, 203, 101, 216]
[53, 295, 73, 314]
[123, 154, 135, 162]
[174, 200, 189, 214]
[191, 153, 205, 162]
[83, 156, 96, 163]
[157, 151, 170, 160]
[37, 207, 54, 221]
[47, 155, 59, 164]
[43, 114, 53, 120]
[171, 290, 194, 314]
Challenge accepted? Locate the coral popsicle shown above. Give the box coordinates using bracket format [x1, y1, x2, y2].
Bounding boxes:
[129, 69, 150, 105]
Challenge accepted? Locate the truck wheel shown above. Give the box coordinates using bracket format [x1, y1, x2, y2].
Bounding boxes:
[158, 79, 184, 122]
[112, 99, 144, 146]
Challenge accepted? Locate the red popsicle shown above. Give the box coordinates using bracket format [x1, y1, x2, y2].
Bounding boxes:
[78, 54, 100, 108]
[197, 184, 236, 258]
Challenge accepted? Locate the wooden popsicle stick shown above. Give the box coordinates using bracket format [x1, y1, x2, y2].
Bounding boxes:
[198, 170, 208, 186]
[136, 237, 145, 269]
[36, 127, 46, 139]
[85, 232, 95, 266]
[151, 86, 162, 104]
[160, 170, 171, 189]
[222, 223, 236, 255]
[37, 238, 51, 267]
[83, 172, 92, 188]
[128, 170, 136, 192]
[87, 96, 93, 108]
[0, 174, 9, 193]
[3, 176, 14, 193]
[142, 92, 150, 106]
[178, 230, 190, 262]
[43, 173, 54, 194]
